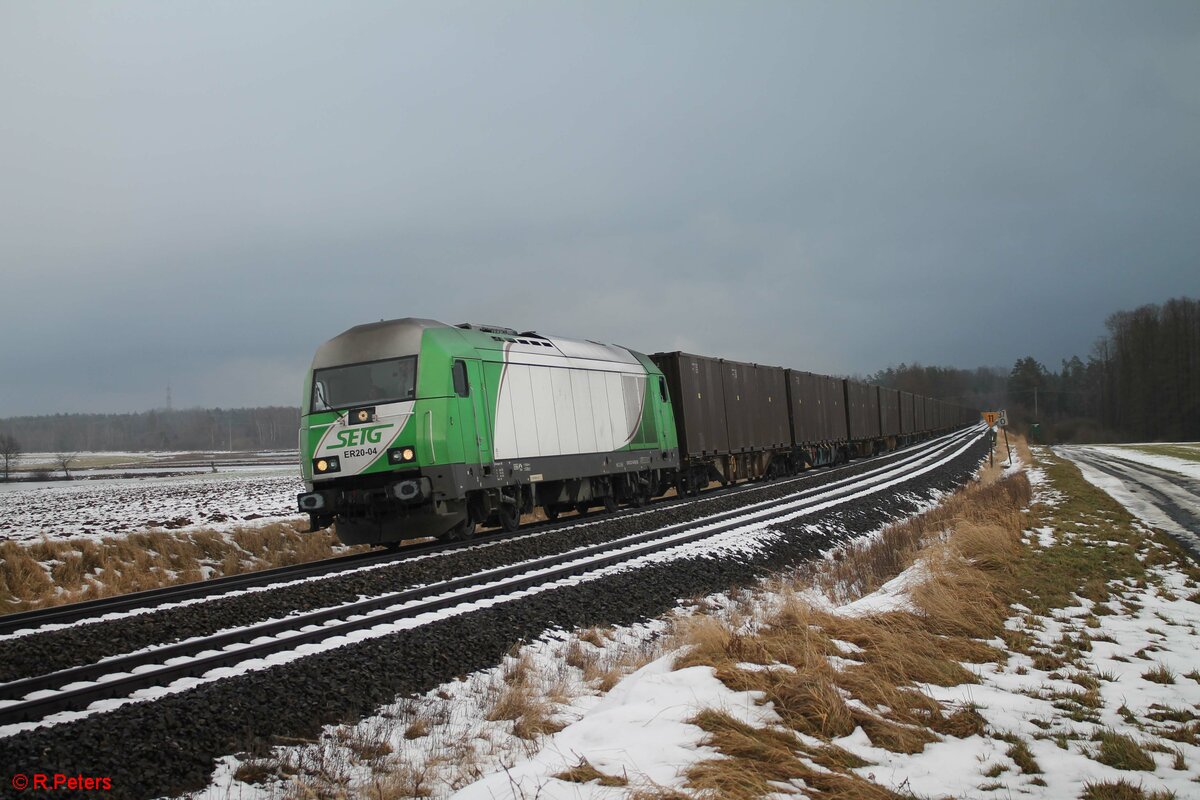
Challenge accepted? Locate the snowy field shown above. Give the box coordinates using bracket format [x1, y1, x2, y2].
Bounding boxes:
[1058, 443, 1200, 556]
[0, 466, 304, 542]
[10, 449, 297, 474]
[1088, 444, 1200, 481]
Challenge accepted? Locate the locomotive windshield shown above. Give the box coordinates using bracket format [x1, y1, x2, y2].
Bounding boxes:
[311, 356, 417, 411]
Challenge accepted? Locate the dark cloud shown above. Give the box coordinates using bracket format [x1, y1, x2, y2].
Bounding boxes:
[2, 1, 1198, 415]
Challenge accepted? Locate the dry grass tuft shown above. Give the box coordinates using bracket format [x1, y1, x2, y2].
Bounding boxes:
[1094, 731, 1158, 771]
[0, 520, 366, 615]
[931, 704, 988, 738]
[689, 709, 904, 800]
[554, 758, 628, 787]
[798, 467, 1030, 608]
[1006, 736, 1042, 774]
[1141, 663, 1176, 685]
[1081, 778, 1178, 800]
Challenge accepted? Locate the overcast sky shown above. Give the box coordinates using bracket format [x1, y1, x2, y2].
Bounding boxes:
[2, 1, 1197, 416]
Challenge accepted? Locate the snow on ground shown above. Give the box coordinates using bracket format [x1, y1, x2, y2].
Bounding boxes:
[193, 621, 677, 800]
[861, 568, 1200, 799]
[437, 451, 1200, 799]
[13, 450, 298, 468]
[455, 657, 776, 800]
[1057, 444, 1200, 555]
[1063, 454, 1187, 537]
[1088, 445, 1200, 481]
[0, 467, 304, 542]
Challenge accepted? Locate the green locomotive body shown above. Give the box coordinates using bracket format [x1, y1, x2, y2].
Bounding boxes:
[297, 318, 680, 544]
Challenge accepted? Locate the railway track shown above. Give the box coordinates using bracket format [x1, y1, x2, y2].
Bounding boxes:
[0, 426, 982, 734]
[0, 474, 767, 638]
[0, 430, 963, 641]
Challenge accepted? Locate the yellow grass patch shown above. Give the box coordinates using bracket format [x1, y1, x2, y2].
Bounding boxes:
[674, 469, 1033, 797]
[0, 520, 366, 614]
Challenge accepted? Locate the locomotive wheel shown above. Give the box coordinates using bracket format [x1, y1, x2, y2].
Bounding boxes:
[543, 504, 560, 521]
[575, 502, 590, 517]
[442, 516, 476, 541]
[498, 502, 520, 532]
[602, 495, 618, 513]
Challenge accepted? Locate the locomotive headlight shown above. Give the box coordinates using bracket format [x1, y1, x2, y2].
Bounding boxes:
[313, 456, 341, 474]
[387, 446, 416, 464]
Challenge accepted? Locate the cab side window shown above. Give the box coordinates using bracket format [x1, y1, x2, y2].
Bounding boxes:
[659, 376, 668, 402]
[452, 360, 470, 397]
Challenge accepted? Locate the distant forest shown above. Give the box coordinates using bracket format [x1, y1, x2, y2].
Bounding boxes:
[0, 407, 299, 453]
[871, 296, 1199, 443]
[1, 298, 1194, 453]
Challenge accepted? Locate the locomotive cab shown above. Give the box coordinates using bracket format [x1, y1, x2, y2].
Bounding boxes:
[297, 318, 469, 543]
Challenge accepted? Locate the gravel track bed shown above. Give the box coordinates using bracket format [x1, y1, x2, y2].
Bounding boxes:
[0, 436, 987, 800]
[0, 439, 959, 682]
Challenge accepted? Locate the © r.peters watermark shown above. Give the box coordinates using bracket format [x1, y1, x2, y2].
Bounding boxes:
[11, 773, 113, 791]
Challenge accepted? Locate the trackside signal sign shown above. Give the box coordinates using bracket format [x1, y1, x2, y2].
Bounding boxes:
[982, 410, 1008, 428]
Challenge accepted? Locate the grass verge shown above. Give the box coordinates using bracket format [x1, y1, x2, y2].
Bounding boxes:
[673, 442, 1200, 798]
[0, 520, 366, 614]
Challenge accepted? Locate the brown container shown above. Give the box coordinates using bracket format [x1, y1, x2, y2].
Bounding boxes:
[751, 363, 790, 449]
[786, 370, 820, 443]
[900, 391, 916, 434]
[823, 375, 849, 441]
[720, 360, 752, 452]
[844, 379, 882, 441]
[786, 370, 849, 443]
[650, 352, 729, 458]
[879, 387, 901, 437]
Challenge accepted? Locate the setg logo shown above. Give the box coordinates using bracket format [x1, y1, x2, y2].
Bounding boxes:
[326, 424, 390, 450]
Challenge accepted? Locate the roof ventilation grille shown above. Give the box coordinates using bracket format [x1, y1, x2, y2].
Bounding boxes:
[456, 323, 518, 335]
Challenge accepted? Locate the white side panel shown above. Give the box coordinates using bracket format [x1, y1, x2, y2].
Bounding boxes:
[571, 370, 598, 453]
[551, 368, 579, 455]
[529, 366, 561, 456]
[509, 365, 541, 458]
[604, 371, 627, 452]
[492, 339, 650, 459]
[589, 371, 615, 451]
[621, 374, 646, 446]
[493, 369, 518, 461]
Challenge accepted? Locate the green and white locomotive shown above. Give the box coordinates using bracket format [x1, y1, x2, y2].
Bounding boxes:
[297, 318, 680, 545]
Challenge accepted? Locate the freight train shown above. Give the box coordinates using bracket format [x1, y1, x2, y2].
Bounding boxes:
[296, 318, 976, 545]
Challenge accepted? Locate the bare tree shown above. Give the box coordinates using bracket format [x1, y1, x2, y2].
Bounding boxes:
[0, 434, 20, 481]
[55, 452, 78, 480]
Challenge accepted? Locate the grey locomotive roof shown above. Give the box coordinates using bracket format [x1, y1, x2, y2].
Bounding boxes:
[311, 318, 450, 369]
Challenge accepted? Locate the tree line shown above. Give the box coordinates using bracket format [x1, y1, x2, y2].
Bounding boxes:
[0, 406, 300, 456]
[1004, 297, 1199, 442]
[866, 363, 1009, 413]
[871, 296, 1199, 443]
